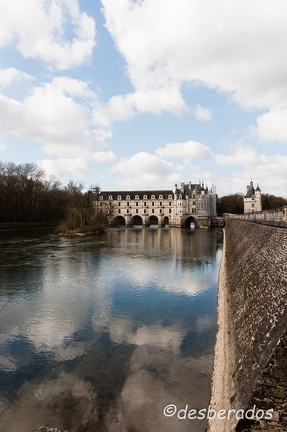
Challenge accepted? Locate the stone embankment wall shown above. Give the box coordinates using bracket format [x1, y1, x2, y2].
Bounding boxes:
[236, 328, 287, 431]
[219, 219, 287, 430]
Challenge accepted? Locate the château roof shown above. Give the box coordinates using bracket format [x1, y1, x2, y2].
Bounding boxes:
[99, 190, 174, 200]
[244, 180, 261, 198]
[245, 180, 255, 198]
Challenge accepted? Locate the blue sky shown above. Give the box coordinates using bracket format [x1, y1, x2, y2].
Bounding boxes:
[1, 0, 287, 197]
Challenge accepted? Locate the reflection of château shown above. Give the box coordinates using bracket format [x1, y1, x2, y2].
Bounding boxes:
[98, 181, 217, 228]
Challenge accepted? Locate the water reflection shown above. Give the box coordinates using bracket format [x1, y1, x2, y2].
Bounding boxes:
[0, 227, 222, 431]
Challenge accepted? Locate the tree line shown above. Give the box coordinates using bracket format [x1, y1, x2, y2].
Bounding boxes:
[0, 162, 66, 223]
[0, 161, 109, 231]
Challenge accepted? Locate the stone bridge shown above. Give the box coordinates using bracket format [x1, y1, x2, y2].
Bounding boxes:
[224, 206, 287, 227]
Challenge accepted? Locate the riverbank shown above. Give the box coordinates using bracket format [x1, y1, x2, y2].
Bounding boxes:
[208, 230, 237, 432]
[0, 222, 57, 231]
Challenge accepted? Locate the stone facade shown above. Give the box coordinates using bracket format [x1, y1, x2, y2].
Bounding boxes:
[244, 180, 262, 214]
[97, 181, 217, 228]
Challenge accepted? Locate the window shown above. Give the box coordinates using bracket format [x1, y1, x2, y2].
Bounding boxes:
[118, 202, 121, 206]
[109, 195, 113, 200]
[152, 202, 154, 206]
[127, 202, 129, 206]
[151, 195, 155, 199]
[118, 195, 121, 200]
[143, 195, 147, 199]
[118, 209, 121, 213]
[135, 195, 139, 199]
[136, 209, 138, 214]
[126, 195, 130, 200]
[159, 209, 162, 213]
[127, 209, 129, 214]
[99, 202, 102, 207]
[152, 209, 154, 213]
[144, 202, 147, 206]
[169, 209, 171, 214]
[144, 209, 146, 214]
[100, 196, 103, 200]
[160, 202, 162, 206]
[159, 195, 163, 199]
[168, 195, 172, 199]
[169, 202, 171, 206]
[136, 202, 138, 206]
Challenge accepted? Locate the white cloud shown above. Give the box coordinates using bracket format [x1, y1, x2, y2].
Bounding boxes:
[0, 0, 96, 70]
[214, 145, 287, 196]
[257, 109, 287, 142]
[0, 68, 33, 88]
[155, 140, 212, 160]
[93, 85, 186, 126]
[111, 152, 177, 189]
[102, 0, 287, 110]
[92, 151, 117, 162]
[195, 104, 212, 122]
[0, 141, 7, 151]
[0, 77, 111, 157]
[38, 158, 89, 179]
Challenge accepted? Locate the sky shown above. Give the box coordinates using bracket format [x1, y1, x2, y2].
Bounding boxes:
[0, 0, 287, 197]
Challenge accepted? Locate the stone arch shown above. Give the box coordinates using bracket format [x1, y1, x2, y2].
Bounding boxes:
[148, 215, 159, 226]
[132, 215, 143, 226]
[185, 216, 196, 228]
[114, 215, 125, 226]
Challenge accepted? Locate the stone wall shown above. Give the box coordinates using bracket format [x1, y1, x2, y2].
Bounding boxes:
[236, 328, 287, 431]
[222, 219, 287, 429]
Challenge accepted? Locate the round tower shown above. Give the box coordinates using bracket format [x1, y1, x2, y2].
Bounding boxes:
[255, 184, 262, 211]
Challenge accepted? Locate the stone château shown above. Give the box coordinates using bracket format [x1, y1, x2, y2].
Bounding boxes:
[243, 180, 262, 214]
[97, 181, 217, 228]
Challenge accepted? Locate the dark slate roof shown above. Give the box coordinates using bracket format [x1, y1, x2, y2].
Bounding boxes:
[245, 181, 255, 198]
[99, 190, 174, 200]
[175, 183, 208, 198]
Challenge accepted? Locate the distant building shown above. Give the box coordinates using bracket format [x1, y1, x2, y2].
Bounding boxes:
[97, 181, 217, 228]
[244, 180, 262, 214]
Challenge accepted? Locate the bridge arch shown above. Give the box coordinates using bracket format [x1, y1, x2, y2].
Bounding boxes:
[132, 215, 143, 226]
[148, 215, 159, 226]
[185, 216, 196, 228]
[114, 215, 125, 226]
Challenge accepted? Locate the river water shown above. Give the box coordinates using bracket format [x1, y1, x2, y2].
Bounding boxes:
[0, 227, 222, 432]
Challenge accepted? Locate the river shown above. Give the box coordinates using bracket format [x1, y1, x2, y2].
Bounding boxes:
[0, 227, 222, 432]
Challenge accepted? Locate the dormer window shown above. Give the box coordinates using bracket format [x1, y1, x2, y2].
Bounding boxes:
[118, 195, 121, 200]
[100, 196, 103, 200]
[135, 195, 139, 199]
[151, 195, 155, 199]
[126, 195, 130, 200]
[143, 195, 147, 199]
[109, 195, 113, 200]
